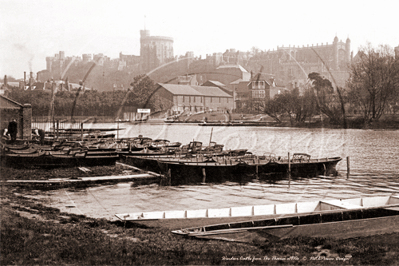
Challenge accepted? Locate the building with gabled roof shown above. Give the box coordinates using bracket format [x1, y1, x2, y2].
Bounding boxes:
[0, 95, 32, 140]
[201, 80, 232, 95]
[155, 83, 233, 113]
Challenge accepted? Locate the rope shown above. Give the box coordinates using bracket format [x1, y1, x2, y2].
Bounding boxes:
[64, 190, 84, 215]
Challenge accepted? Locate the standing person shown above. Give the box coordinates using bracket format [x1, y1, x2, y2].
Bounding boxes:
[8, 119, 17, 143]
[34, 129, 45, 145]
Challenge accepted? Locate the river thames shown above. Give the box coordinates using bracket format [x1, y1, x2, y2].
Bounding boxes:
[26, 123, 399, 221]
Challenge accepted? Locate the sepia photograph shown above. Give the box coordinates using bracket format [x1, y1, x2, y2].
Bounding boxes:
[1, 0, 398, 265]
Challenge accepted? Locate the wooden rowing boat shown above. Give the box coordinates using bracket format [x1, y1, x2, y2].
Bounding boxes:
[115, 195, 399, 231]
[2, 149, 119, 168]
[170, 195, 399, 242]
[121, 153, 341, 185]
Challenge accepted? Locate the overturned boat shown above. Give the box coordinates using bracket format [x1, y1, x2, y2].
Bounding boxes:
[171, 195, 399, 242]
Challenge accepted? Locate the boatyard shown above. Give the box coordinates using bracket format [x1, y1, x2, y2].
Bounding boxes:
[2, 1, 399, 264]
[1, 118, 399, 264]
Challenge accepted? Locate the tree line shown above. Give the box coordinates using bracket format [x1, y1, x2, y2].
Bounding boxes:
[4, 75, 173, 118]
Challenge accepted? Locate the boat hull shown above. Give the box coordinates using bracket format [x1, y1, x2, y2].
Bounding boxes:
[191, 208, 399, 243]
[117, 196, 399, 231]
[2, 151, 119, 168]
[121, 155, 342, 185]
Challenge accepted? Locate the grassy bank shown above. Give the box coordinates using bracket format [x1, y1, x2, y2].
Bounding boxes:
[0, 165, 134, 181]
[176, 112, 399, 129]
[1, 184, 399, 265]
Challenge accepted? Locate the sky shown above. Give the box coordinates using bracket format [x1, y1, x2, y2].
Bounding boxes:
[1, 0, 398, 79]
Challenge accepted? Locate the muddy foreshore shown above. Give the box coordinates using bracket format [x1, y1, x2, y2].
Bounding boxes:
[1, 165, 399, 265]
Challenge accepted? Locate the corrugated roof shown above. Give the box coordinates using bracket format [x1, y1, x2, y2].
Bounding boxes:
[206, 80, 226, 87]
[191, 86, 232, 97]
[216, 64, 248, 73]
[158, 83, 232, 97]
[230, 78, 243, 85]
[158, 83, 203, 96]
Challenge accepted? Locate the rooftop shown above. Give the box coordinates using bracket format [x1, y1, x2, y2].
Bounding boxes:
[158, 83, 232, 97]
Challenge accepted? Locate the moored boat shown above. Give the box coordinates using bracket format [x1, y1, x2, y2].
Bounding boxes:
[2, 148, 119, 168]
[115, 195, 399, 232]
[171, 195, 399, 242]
[121, 152, 341, 185]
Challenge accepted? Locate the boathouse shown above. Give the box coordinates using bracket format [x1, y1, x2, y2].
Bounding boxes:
[155, 83, 233, 113]
[0, 95, 32, 140]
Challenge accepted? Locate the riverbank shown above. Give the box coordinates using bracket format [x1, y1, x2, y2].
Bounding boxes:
[1, 183, 399, 265]
[170, 112, 399, 130]
[31, 113, 399, 130]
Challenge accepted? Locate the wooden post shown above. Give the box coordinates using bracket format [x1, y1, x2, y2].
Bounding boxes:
[347, 156, 350, 179]
[117, 120, 119, 140]
[288, 152, 291, 182]
[168, 168, 172, 186]
[209, 127, 213, 147]
[81, 122, 83, 141]
[56, 120, 59, 139]
[256, 164, 259, 180]
[202, 168, 206, 184]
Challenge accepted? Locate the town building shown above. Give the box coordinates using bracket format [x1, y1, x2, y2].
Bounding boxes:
[0, 95, 32, 140]
[250, 36, 351, 89]
[155, 83, 233, 113]
[233, 74, 288, 111]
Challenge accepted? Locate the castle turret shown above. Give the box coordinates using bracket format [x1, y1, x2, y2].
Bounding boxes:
[333, 36, 339, 70]
[345, 37, 351, 63]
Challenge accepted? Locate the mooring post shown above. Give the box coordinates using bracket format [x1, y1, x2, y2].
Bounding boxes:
[202, 168, 206, 184]
[347, 156, 350, 179]
[288, 152, 291, 182]
[256, 164, 259, 180]
[80, 122, 83, 141]
[56, 120, 59, 139]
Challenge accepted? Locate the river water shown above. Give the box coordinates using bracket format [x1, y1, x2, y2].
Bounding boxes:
[25, 123, 399, 221]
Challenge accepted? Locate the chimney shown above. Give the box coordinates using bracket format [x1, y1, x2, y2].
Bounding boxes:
[29, 72, 33, 88]
[24, 72, 26, 85]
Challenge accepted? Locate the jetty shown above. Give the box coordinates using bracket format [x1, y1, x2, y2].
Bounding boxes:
[0, 163, 162, 189]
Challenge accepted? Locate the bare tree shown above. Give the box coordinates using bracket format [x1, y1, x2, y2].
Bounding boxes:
[347, 43, 399, 123]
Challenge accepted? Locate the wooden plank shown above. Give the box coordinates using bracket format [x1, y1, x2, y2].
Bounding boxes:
[185, 224, 294, 236]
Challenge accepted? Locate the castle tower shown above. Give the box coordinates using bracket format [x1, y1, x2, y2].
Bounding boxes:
[46, 57, 53, 72]
[333, 36, 339, 70]
[140, 29, 174, 72]
[345, 37, 351, 63]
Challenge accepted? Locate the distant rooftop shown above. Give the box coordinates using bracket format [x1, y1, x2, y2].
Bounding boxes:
[216, 64, 248, 73]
